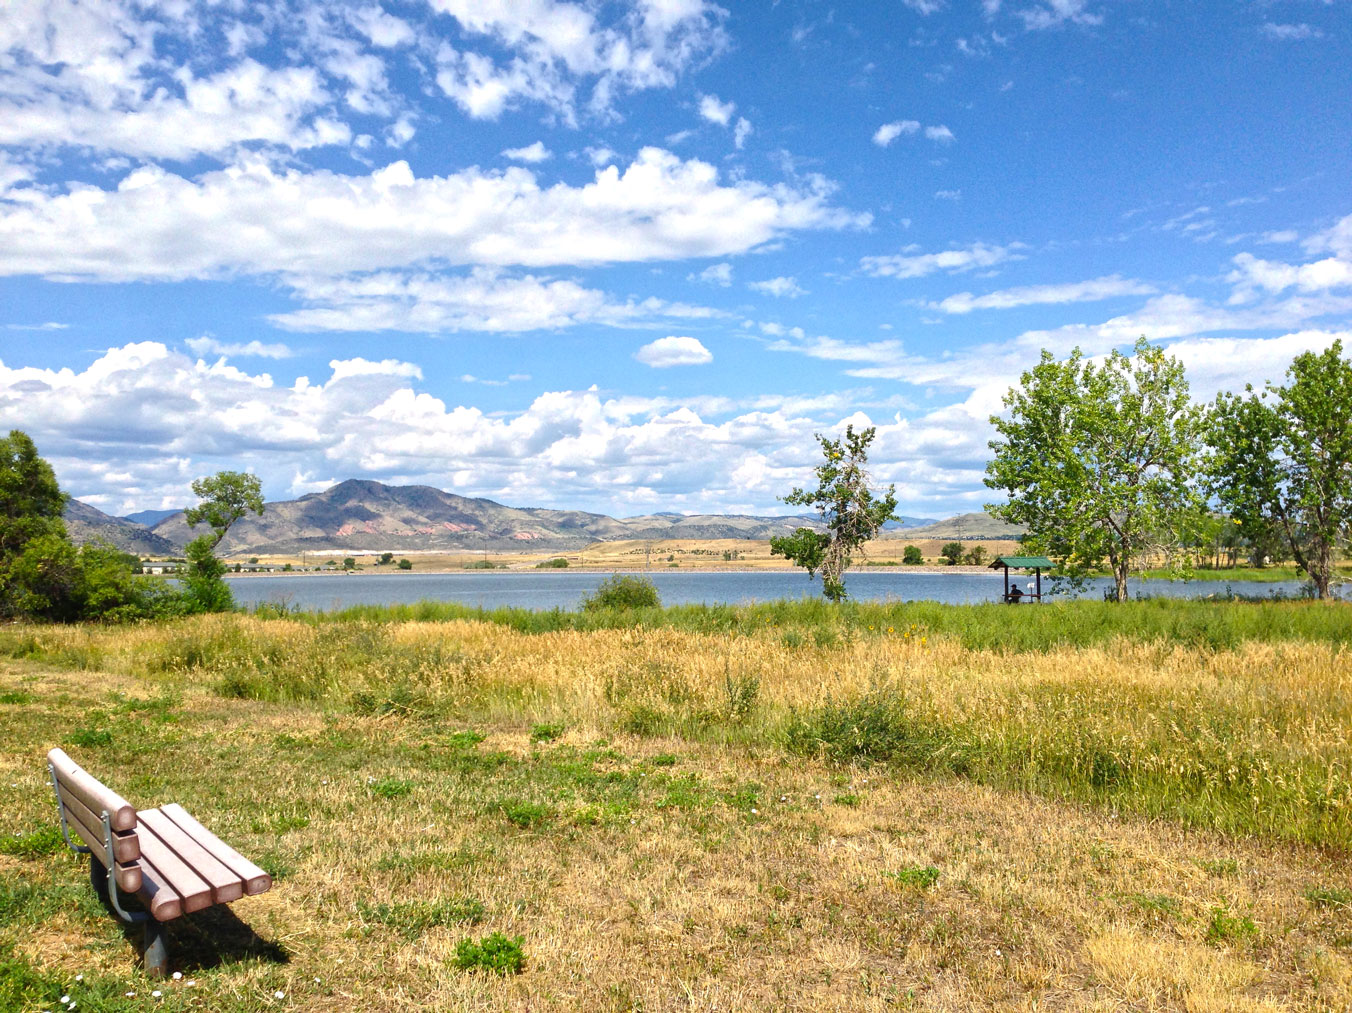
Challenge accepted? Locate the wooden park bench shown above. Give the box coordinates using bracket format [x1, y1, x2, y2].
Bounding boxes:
[46, 748, 272, 977]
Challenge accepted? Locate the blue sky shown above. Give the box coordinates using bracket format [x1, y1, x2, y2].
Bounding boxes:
[2, 0, 1350, 518]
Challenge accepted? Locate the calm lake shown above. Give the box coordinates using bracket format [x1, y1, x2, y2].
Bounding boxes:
[223, 570, 1315, 613]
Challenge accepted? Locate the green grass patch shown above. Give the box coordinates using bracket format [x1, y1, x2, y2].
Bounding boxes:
[1304, 885, 1352, 909]
[1206, 904, 1258, 945]
[368, 777, 414, 799]
[357, 897, 485, 938]
[529, 722, 564, 743]
[453, 932, 526, 975]
[0, 826, 64, 859]
[885, 866, 940, 889]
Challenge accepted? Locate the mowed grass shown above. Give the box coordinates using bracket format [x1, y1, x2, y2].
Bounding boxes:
[0, 606, 1349, 1010]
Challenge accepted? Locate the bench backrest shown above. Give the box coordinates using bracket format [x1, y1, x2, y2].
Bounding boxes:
[48, 748, 144, 891]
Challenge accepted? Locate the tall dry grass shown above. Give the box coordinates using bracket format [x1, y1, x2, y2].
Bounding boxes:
[4, 613, 1350, 849]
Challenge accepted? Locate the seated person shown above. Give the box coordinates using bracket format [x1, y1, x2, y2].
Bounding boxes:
[1007, 583, 1024, 603]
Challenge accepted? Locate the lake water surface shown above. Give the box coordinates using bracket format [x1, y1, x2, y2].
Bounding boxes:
[224, 570, 1314, 612]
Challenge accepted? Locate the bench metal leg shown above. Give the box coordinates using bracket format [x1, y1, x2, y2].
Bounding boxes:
[143, 919, 168, 978]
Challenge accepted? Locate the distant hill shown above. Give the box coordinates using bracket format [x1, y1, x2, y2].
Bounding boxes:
[122, 508, 182, 527]
[64, 500, 179, 556]
[895, 512, 1026, 541]
[148, 480, 835, 554]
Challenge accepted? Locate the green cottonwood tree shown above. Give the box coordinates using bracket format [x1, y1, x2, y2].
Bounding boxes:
[770, 425, 898, 602]
[1207, 340, 1352, 599]
[984, 337, 1206, 602]
[183, 471, 264, 611]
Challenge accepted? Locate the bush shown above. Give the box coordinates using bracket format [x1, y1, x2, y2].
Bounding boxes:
[453, 932, 525, 975]
[397, 558, 413, 570]
[581, 575, 660, 611]
[535, 557, 569, 568]
[903, 545, 923, 565]
[940, 542, 964, 566]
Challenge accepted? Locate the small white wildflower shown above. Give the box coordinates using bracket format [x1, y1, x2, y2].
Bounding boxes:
[313, 977, 321, 984]
[152, 990, 162, 998]
[60, 997, 69, 1005]
[275, 990, 286, 999]
[995, 948, 1002, 957]
[750, 808, 758, 814]
[172, 971, 182, 980]
[75, 975, 83, 982]
[186, 980, 196, 986]
[125, 992, 136, 997]
[779, 795, 787, 802]
[814, 794, 821, 799]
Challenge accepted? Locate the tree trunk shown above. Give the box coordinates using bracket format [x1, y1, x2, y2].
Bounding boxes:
[1107, 551, 1129, 602]
[1310, 542, 1333, 600]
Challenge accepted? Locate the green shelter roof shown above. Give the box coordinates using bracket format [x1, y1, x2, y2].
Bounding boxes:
[988, 555, 1054, 569]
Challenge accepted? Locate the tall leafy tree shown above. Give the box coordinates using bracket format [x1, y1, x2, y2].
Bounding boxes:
[0, 430, 74, 619]
[183, 471, 264, 611]
[0, 431, 161, 621]
[1207, 340, 1352, 599]
[985, 337, 1206, 602]
[771, 425, 898, 602]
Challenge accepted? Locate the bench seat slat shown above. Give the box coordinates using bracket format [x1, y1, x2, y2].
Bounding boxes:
[134, 854, 184, 922]
[137, 809, 244, 905]
[133, 821, 214, 916]
[160, 803, 272, 896]
[47, 748, 136, 832]
[56, 783, 141, 862]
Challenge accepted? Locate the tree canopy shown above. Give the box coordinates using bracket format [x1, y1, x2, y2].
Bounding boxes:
[771, 425, 898, 602]
[1207, 340, 1352, 598]
[984, 337, 1206, 601]
[185, 471, 264, 548]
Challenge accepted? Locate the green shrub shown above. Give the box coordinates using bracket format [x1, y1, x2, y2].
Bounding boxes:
[397, 558, 413, 570]
[453, 932, 525, 975]
[783, 690, 930, 764]
[903, 545, 923, 565]
[581, 575, 660, 611]
[535, 557, 569, 568]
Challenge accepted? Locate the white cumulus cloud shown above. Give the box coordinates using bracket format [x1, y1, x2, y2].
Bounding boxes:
[634, 336, 713, 367]
[0, 149, 869, 282]
[749, 276, 807, 298]
[698, 93, 735, 126]
[873, 120, 920, 147]
[502, 141, 552, 162]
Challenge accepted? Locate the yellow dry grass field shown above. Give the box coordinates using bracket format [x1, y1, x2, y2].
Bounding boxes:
[2, 616, 1351, 1011]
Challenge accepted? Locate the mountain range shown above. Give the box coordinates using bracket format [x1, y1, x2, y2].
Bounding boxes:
[62, 480, 1017, 555]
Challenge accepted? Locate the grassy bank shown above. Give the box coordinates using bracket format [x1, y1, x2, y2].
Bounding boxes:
[296, 595, 1352, 653]
[3, 606, 1351, 1009]
[3, 605, 1350, 849]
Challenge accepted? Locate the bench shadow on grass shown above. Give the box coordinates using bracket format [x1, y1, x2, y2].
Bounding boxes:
[105, 897, 289, 974]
